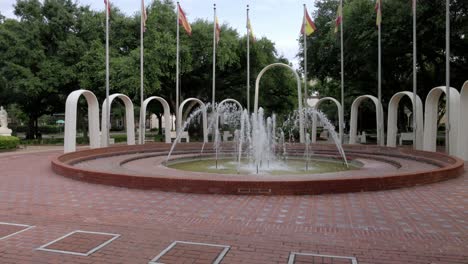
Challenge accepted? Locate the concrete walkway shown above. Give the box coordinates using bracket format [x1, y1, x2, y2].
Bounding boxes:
[0, 150, 467, 263]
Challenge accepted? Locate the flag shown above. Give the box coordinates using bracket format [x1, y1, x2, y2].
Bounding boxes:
[335, 4, 342, 33]
[104, 0, 110, 16]
[215, 16, 221, 44]
[301, 8, 317, 36]
[375, 0, 382, 27]
[247, 17, 255, 42]
[178, 3, 192, 35]
[142, 0, 147, 31]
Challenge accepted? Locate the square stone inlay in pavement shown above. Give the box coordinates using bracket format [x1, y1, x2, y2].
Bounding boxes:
[288, 252, 358, 264]
[36, 230, 120, 256]
[0, 222, 35, 241]
[149, 241, 230, 264]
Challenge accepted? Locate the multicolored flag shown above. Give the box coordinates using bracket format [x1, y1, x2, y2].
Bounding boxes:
[178, 3, 192, 35]
[301, 7, 317, 36]
[375, 0, 382, 27]
[335, 3, 342, 33]
[247, 17, 255, 42]
[215, 16, 221, 44]
[142, 0, 147, 31]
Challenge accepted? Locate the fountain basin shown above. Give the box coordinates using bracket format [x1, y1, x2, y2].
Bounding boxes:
[166, 156, 359, 175]
[51, 143, 464, 195]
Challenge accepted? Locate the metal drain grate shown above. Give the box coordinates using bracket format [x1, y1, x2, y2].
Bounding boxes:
[288, 252, 358, 264]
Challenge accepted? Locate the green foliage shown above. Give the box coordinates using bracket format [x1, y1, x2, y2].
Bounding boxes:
[0, 136, 20, 150]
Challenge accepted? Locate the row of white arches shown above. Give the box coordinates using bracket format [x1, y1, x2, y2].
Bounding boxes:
[313, 81, 467, 160]
[64, 90, 242, 153]
[64, 81, 468, 161]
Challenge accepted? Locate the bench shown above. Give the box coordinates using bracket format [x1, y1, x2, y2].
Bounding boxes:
[170, 131, 190, 142]
[399, 132, 413, 145]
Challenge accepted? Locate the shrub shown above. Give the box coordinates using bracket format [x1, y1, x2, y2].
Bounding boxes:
[0, 136, 20, 150]
[111, 134, 127, 143]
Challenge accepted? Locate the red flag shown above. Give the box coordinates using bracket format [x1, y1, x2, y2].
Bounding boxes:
[104, 0, 110, 16]
[215, 16, 221, 44]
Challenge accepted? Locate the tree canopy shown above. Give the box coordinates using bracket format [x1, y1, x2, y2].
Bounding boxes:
[300, 0, 467, 127]
[0, 0, 297, 138]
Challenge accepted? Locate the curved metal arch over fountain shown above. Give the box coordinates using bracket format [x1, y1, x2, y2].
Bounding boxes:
[139, 96, 172, 144]
[64, 89, 100, 153]
[254, 63, 305, 143]
[457, 81, 468, 160]
[349, 95, 385, 145]
[178, 98, 208, 143]
[423, 86, 460, 155]
[217, 98, 243, 112]
[386, 92, 423, 149]
[101, 93, 135, 147]
[311, 97, 343, 144]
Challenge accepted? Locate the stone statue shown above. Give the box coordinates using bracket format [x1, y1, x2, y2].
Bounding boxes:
[0, 106, 12, 136]
[0, 106, 7, 128]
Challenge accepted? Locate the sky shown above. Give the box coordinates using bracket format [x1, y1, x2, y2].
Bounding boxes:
[0, 0, 315, 68]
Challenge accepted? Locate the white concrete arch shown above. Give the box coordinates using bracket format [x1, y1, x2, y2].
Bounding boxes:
[349, 95, 384, 145]
[64, 90, 100, 153]
[457, 81, 468, 160]
[423, 86, 460, 155]
[178, 98, 208, 143]
[101, 94, 135, 147]
[217, 98, 243, 112]
[254, 63, 305, 143]
[139, 96, 172, 144]
[311, 97, 343, 143]
[386, 91, 424, 149]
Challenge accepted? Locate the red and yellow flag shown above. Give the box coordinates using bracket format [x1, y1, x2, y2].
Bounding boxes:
[335, 4, 342, 33]
[375, 0, 382, 27]
[178, 3, 192, 35]
[215, 16, 221, 44]
[301, 8, 317, 36]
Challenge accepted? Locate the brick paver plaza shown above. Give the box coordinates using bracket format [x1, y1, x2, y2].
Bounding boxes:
[0, 149, 467, 263]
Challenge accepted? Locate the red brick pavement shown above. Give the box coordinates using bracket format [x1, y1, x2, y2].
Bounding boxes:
[0, 150, 467, 263]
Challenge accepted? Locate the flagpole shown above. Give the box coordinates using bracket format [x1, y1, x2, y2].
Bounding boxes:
[377, 4, 382, 146]
[445, 0, 450, 154]
[139, 0, 145, 144]
[176, 2, 180, 133]
[212, 4, 216, 109]
[339, 0, 344, 144]
[303, 4, 308, 106]
[246, 5, 250, 113]
[105, 0, 110, 146]
[412, 0, 417, 149]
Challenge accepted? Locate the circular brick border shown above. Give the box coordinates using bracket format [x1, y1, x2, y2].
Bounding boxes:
[51, 143, 464, 195]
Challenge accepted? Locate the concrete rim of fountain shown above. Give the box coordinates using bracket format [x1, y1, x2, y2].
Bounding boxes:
[51, 143, 464, 195]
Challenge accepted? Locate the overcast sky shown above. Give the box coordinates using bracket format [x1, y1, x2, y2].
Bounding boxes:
[1, 0, 316, 68]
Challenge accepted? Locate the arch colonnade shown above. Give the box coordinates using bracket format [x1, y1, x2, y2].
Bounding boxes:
[311, 81, 468, 160]
[63, 81, 468, 161]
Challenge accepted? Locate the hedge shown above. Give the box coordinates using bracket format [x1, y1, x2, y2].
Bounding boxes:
[0, 136, 20, 150]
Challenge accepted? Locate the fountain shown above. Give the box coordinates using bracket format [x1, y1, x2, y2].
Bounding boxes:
[51, 64, 465, 195]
